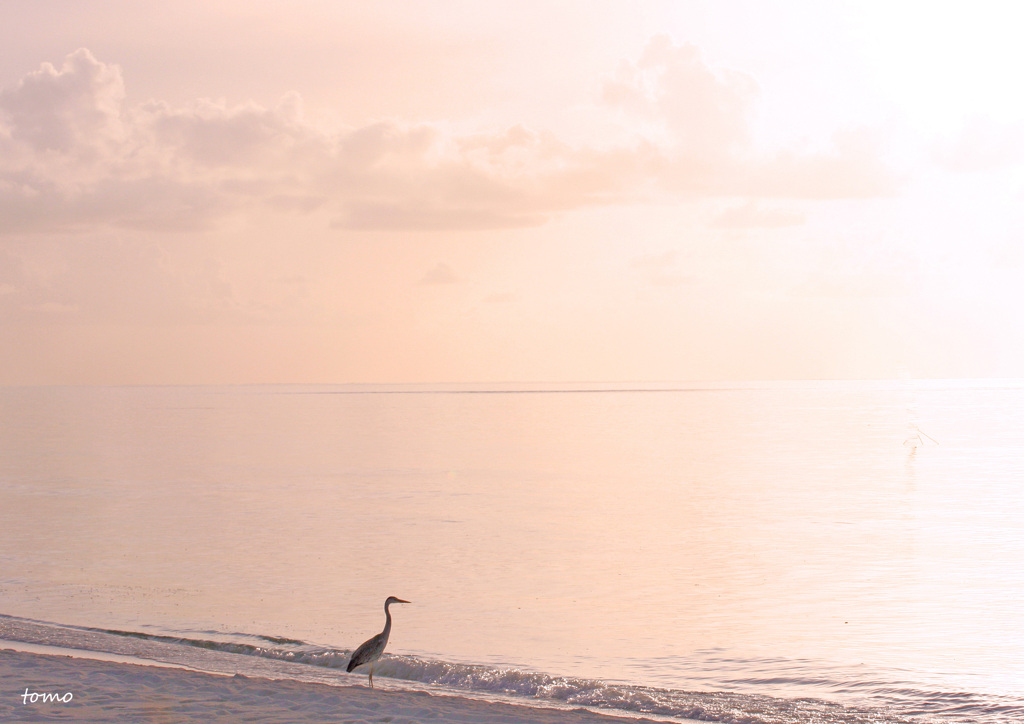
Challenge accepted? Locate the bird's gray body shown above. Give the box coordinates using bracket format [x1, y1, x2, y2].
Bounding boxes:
[346, 596, 409, 687]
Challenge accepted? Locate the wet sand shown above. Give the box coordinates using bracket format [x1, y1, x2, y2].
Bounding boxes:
[1, 648, 671, 723]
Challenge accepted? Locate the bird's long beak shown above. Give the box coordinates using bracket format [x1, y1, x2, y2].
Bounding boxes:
[396, 598, 411, 604]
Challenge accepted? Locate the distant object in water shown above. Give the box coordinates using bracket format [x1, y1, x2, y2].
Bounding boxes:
[346, 596, 410, 687]
[904, 425, 939, 450]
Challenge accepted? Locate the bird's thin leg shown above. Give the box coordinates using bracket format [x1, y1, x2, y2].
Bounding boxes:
[369, 664, 374, 688]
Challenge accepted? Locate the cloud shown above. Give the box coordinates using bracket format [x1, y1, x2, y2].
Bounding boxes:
[338, 202, 546, 231]
[711, 201, 805, 228]
[604, 35, 756, 158]
[330, 125, 650, 230]
[0, 48, 125, 155]
[933, 115, 1024, 172]
[730, 130, 895, 198]
[146, 93, 312, 167]
[630, 250, 690, 286]
[0, 239, 243, 325]
[0, 173, 233, 233]
[0, 44, 893, 236]
[484, 291, 516, 304]
[0, 49, 240, 233]
[606, 37, 893, 199]
[419, 262, 460, 285]
[0, 51, 636, 234]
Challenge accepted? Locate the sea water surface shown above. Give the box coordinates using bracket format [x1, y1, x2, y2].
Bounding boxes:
[1, 381, 1023, 722]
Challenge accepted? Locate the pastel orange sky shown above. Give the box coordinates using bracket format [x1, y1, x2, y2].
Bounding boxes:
[2, 1, 1023, 384]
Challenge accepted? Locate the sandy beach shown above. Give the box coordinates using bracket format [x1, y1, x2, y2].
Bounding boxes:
[1, 648, 672, 724]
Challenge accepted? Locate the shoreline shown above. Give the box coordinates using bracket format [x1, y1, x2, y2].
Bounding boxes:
[1, 648, 677, 723]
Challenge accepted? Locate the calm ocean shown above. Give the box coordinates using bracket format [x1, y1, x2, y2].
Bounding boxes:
[2, 381, 1023, 722]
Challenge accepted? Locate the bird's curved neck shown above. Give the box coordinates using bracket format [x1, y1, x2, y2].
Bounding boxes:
[381, 601, 394, 638]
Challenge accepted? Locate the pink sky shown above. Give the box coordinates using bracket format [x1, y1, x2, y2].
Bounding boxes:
[2, 1, 1023, 384]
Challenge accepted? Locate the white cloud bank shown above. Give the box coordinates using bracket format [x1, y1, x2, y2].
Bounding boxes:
[0, 42, 893, 236]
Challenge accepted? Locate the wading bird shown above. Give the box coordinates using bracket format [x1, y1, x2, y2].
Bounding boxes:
[346, 596, 410, 687]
